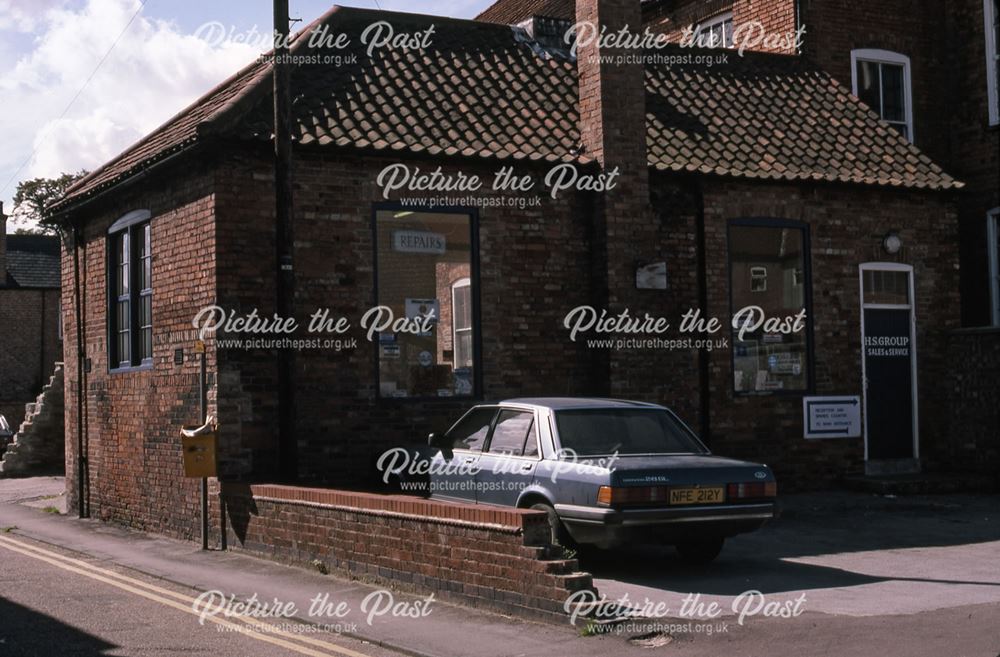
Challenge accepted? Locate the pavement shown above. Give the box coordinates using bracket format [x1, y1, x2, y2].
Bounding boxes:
[590, 491, 1000, 617]
[0, 477, 998, 657]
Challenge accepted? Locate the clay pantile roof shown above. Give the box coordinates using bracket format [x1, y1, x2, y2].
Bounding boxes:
[52, 5, 961, 212]
[3, 234, 61, 288]
[645, 47, 961, 189]
[237, 9, 580, 163]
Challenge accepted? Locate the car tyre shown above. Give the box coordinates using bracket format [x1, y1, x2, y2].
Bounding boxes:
[530, 502, 574, 551]
[675, 537, 725, 564]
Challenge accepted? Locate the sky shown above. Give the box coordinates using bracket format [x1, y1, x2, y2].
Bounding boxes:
[0, 0, 494, 231]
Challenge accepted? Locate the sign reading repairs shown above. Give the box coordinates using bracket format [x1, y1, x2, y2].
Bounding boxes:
[393, 230, 446, 254]
[803, 396, 862, 439]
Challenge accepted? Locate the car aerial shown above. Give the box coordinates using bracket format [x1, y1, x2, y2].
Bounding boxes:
[385, 397, 777, 563]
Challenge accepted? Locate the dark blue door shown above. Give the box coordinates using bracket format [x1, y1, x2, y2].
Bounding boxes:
[863, 308, 914, 460]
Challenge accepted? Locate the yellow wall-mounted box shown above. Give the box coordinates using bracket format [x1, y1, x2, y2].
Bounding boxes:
[181, 432, 217, 478]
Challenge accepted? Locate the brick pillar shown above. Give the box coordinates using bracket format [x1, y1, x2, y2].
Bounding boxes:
[576, 0, 682, 400]
[575, 0, 652, 308]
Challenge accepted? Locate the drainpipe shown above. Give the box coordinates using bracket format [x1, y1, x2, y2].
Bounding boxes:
[273, 0, 297, 482]
[693, 182, 711, 447]
[39, 290, 45, 393]
[67, 220, 88, 518]
[794, 0, 804, 55]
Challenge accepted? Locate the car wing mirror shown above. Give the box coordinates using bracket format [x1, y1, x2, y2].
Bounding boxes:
[427, 432, 450, 449]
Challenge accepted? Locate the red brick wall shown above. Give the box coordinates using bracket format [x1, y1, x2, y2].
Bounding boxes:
[62, 160, 218, 536]
[434, 261, 471, 365]
[574, 0, 701, 415]
[942, 328, 1000, 472]
[945, 0, 1000, 326]
[214, 483, 593, 621]
[212, 145, 597, 485]
[690, 176, 960, 487]
[0, 288, 62, 430]
[63, 163, 963, 538]
[797, 0, 951, 167]
[645, 0, 797, 54]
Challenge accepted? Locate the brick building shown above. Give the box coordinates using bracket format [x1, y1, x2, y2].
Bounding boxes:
[481, 0, 1000, 484]
[0, 207, 63, 432]
[50, 2, 970, 537]
[484, 0, 999, 327]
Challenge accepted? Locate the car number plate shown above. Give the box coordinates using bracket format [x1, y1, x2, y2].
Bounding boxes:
[669, 486, 724, 505]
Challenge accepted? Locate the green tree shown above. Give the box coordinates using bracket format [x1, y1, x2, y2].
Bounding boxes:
[9, 170, 88, 234]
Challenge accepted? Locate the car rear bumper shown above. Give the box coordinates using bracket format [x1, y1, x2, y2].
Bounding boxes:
[554, 501, 776, 548]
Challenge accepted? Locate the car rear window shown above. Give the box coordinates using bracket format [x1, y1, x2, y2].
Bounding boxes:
[554, 409, 707, 456]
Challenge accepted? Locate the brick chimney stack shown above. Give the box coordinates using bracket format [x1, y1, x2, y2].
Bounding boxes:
[574, 0, 654, 310]
[576, 0, 675, 402]
[575, 0, 649, 203]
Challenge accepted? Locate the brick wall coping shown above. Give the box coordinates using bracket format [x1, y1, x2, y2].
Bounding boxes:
[222, 483, 544, 534]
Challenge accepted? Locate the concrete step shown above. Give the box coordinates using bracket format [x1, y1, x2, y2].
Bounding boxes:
[1, 362, 65, 478]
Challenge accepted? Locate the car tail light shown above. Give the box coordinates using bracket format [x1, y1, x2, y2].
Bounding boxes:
[596, 485, 671, 506]
[727, 482, 777, 500]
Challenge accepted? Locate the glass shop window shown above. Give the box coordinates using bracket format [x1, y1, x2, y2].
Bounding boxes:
[374, 209, 477, 399]
[729, 222, 812, 394]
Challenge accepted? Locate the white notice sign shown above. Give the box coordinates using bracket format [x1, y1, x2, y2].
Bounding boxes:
[803, 396, 862, 439]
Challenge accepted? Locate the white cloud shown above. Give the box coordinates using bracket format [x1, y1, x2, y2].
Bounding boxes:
[0, 0, 69, 33]
[0, 0, 263, 222]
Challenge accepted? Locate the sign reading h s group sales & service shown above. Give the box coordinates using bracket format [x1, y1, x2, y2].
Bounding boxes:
[803, 396, 862, 439]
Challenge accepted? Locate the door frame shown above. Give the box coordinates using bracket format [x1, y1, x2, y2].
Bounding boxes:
[858, 262, 919, 462]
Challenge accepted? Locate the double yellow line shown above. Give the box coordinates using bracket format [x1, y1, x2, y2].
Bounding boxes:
[0, 533, 373, 657]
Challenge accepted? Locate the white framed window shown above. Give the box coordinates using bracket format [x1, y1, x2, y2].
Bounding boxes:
[989, 208, 1000, 326]
[986, 0, 999, 125]
[451, 277, 473, 369]
[108, 211, 153, 371]
[851, 49, 914, 141]
[699, 11, 734, 48]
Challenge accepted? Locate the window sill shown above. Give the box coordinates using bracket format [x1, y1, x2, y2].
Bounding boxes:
[109, 362, 153, 375]
[732, 389, 813, 398]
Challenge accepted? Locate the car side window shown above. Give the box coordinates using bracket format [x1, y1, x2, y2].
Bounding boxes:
[447, 407, 496, 451]
[488, 410, 534, 455]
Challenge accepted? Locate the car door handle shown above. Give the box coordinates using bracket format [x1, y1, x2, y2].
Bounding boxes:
[520, 462, 534, 473]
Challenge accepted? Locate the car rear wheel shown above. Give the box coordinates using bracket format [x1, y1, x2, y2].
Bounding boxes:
[675, 537, 725, 564]
[530, 502, 574, 550]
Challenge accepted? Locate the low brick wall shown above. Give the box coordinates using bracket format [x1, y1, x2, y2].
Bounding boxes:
[213, 483, 596, 621]
[940, 328, 1000, 477]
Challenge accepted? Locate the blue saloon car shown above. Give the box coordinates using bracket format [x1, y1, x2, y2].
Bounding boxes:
[387, 398, 777, 562]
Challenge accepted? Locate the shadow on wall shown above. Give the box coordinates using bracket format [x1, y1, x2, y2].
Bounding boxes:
[220, 482, 258, 546]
